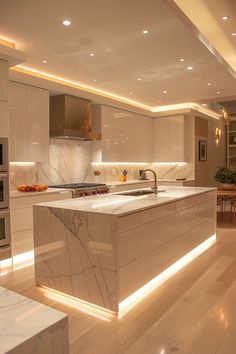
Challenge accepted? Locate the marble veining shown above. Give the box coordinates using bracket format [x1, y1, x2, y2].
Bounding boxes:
[9, 138, 194, 189]
[0, 287, 69, 354]
[34, 207, 118, 312]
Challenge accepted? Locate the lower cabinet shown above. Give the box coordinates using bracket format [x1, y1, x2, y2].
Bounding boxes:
[10, 191, 72, 257]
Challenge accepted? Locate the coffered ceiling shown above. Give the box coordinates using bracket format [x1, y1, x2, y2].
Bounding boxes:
[1, 0, 236, 110]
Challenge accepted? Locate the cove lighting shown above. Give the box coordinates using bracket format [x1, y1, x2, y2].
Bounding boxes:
[151, 102, 220, 120]
[152, 162, 187, 165]
[12, 65, 151, 111]
[10, 162, 36, 166]
[91, 162, 148, 166]
[43, 286, 114, 321]
[119, 234, 216, 316]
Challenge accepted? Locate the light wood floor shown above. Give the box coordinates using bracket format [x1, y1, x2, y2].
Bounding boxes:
[1, 228, 236, 354]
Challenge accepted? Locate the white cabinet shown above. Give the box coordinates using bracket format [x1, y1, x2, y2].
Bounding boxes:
[0, 60, 8, 102]
[92, 105, 153, 162]
[153, 115, 194, 162]
[10, 190, 72, 257]
[9, 81, 49, 162]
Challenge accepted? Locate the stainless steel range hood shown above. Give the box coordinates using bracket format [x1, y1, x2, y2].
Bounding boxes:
[50, 94, 101, 141]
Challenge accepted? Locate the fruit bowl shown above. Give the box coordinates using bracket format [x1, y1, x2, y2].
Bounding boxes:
[17, 184, 48, 192]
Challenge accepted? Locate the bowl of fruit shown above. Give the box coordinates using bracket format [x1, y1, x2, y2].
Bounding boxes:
[17, 184, 48, 192]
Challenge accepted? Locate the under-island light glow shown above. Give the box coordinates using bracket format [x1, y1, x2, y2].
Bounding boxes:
[118, 234, 216, 316]
[43, 286, 114, 322]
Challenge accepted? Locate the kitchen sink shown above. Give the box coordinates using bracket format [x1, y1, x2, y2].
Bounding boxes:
[115, 189, 166, 197]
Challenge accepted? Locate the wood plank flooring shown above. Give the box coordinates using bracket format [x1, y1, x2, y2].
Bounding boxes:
[1, 228, 236, 354]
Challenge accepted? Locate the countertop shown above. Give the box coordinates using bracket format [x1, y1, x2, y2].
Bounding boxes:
[10, 187, 72, 199]
[0, 287, 68, 354]
[35, 186, 215, 216]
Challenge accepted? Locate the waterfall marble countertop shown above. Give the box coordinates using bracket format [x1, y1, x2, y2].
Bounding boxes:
[0, 287, 69, 354]
[35, 186, 215, 216]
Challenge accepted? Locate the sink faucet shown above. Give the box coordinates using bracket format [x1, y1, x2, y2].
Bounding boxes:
[142, 169, 158, 195]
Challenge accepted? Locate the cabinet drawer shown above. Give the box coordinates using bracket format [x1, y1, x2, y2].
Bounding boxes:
[118, 210, 149, 231]
[11, 229, 34, 257]
[11, 208, 33, 232]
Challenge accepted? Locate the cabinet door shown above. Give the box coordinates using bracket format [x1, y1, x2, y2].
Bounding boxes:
[27, 86, 49, 162]
[168, 116, 184, 162]
[153, 118, 169, 162]
[101, 105, 152, 162]
[0, 101, 9, 138]
[0, 60, 8, 102]
[9, 82, 28, 161]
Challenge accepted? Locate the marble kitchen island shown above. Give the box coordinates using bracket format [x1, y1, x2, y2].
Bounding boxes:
[33, 186, 216, 314]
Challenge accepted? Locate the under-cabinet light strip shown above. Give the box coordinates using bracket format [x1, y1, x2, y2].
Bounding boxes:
[91, 162, 149, 166]
[10, 162, 36, 166]
[118, 234, 216, 316]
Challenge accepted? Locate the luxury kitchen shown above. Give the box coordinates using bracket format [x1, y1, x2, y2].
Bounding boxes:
[1, 1, 236, 353]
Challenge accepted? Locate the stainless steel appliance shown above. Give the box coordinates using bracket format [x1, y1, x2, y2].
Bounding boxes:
[0, 138, 8, 172]
[0, 138, 11, 252]
[50, 183, 109, 198]
[0, 209, 10, 248]
[50, 95, 101, 141]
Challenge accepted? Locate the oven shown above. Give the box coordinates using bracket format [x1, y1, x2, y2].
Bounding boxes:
[0, 138, 8, 173]
[0, 209, 10, 248]
[0, 173, 9, 209]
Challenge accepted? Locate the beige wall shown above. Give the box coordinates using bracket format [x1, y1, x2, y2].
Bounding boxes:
[195, 117, 226, 187]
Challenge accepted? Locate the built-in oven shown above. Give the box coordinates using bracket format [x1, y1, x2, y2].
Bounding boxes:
[0, 209, 10, 248]
[0, 173, 9, 209]
[0, 138, 8, 173]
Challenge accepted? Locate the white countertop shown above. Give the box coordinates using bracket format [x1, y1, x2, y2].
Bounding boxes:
[0, 287, 67, 354]
[35, 186, 215, 216]
[10, 187, 72, 199]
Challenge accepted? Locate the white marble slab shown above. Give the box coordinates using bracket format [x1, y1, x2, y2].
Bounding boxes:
[0, 287, 69, 354]
[35, 186, 216, 216]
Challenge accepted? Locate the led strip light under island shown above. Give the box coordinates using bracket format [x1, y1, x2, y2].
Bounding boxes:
[33, 186, 217, 315]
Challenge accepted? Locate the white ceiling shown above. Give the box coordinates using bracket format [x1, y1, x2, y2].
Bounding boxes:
[1, 0, 236, 108]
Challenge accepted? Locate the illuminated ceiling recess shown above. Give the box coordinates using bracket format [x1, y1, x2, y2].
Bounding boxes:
[1, 0, 234, 118]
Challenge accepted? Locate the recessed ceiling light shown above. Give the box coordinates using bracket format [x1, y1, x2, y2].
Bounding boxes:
[137, 78, 141, 81]
[180, 58, 185, 62]
[129, 91, 134, 95]
[62, 19, 71, 26]
[92, 79, 97, 82]
[222, 16, 229, 21]
[217, 91, 221, 94]
[142, 30, 149, 34]
[42, 60, 47, 63]
[208, 82, 212, 86]
[89, 53, 95, 57]
[187, 66, 193, 70]
[163, 90, 167, 94]
[232, 32, 236, 36]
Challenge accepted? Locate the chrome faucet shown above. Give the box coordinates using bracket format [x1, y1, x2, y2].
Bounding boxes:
[142, 169, 158, 195]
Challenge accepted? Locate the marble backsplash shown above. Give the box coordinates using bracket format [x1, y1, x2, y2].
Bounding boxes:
[9, 139, 194, 189]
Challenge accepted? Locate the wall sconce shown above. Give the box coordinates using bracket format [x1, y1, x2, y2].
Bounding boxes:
[214, 127, 222, 147]
[220, 107, 230, 125]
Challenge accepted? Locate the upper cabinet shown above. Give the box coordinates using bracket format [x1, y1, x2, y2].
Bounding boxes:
[92, 105, 153, 163]
[153, 115, 194, 162]
[0, 60, 8, 102]
[9, 81, 49, 162]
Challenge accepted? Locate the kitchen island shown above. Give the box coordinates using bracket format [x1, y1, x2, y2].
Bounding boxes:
[33, 186, 216, 314]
